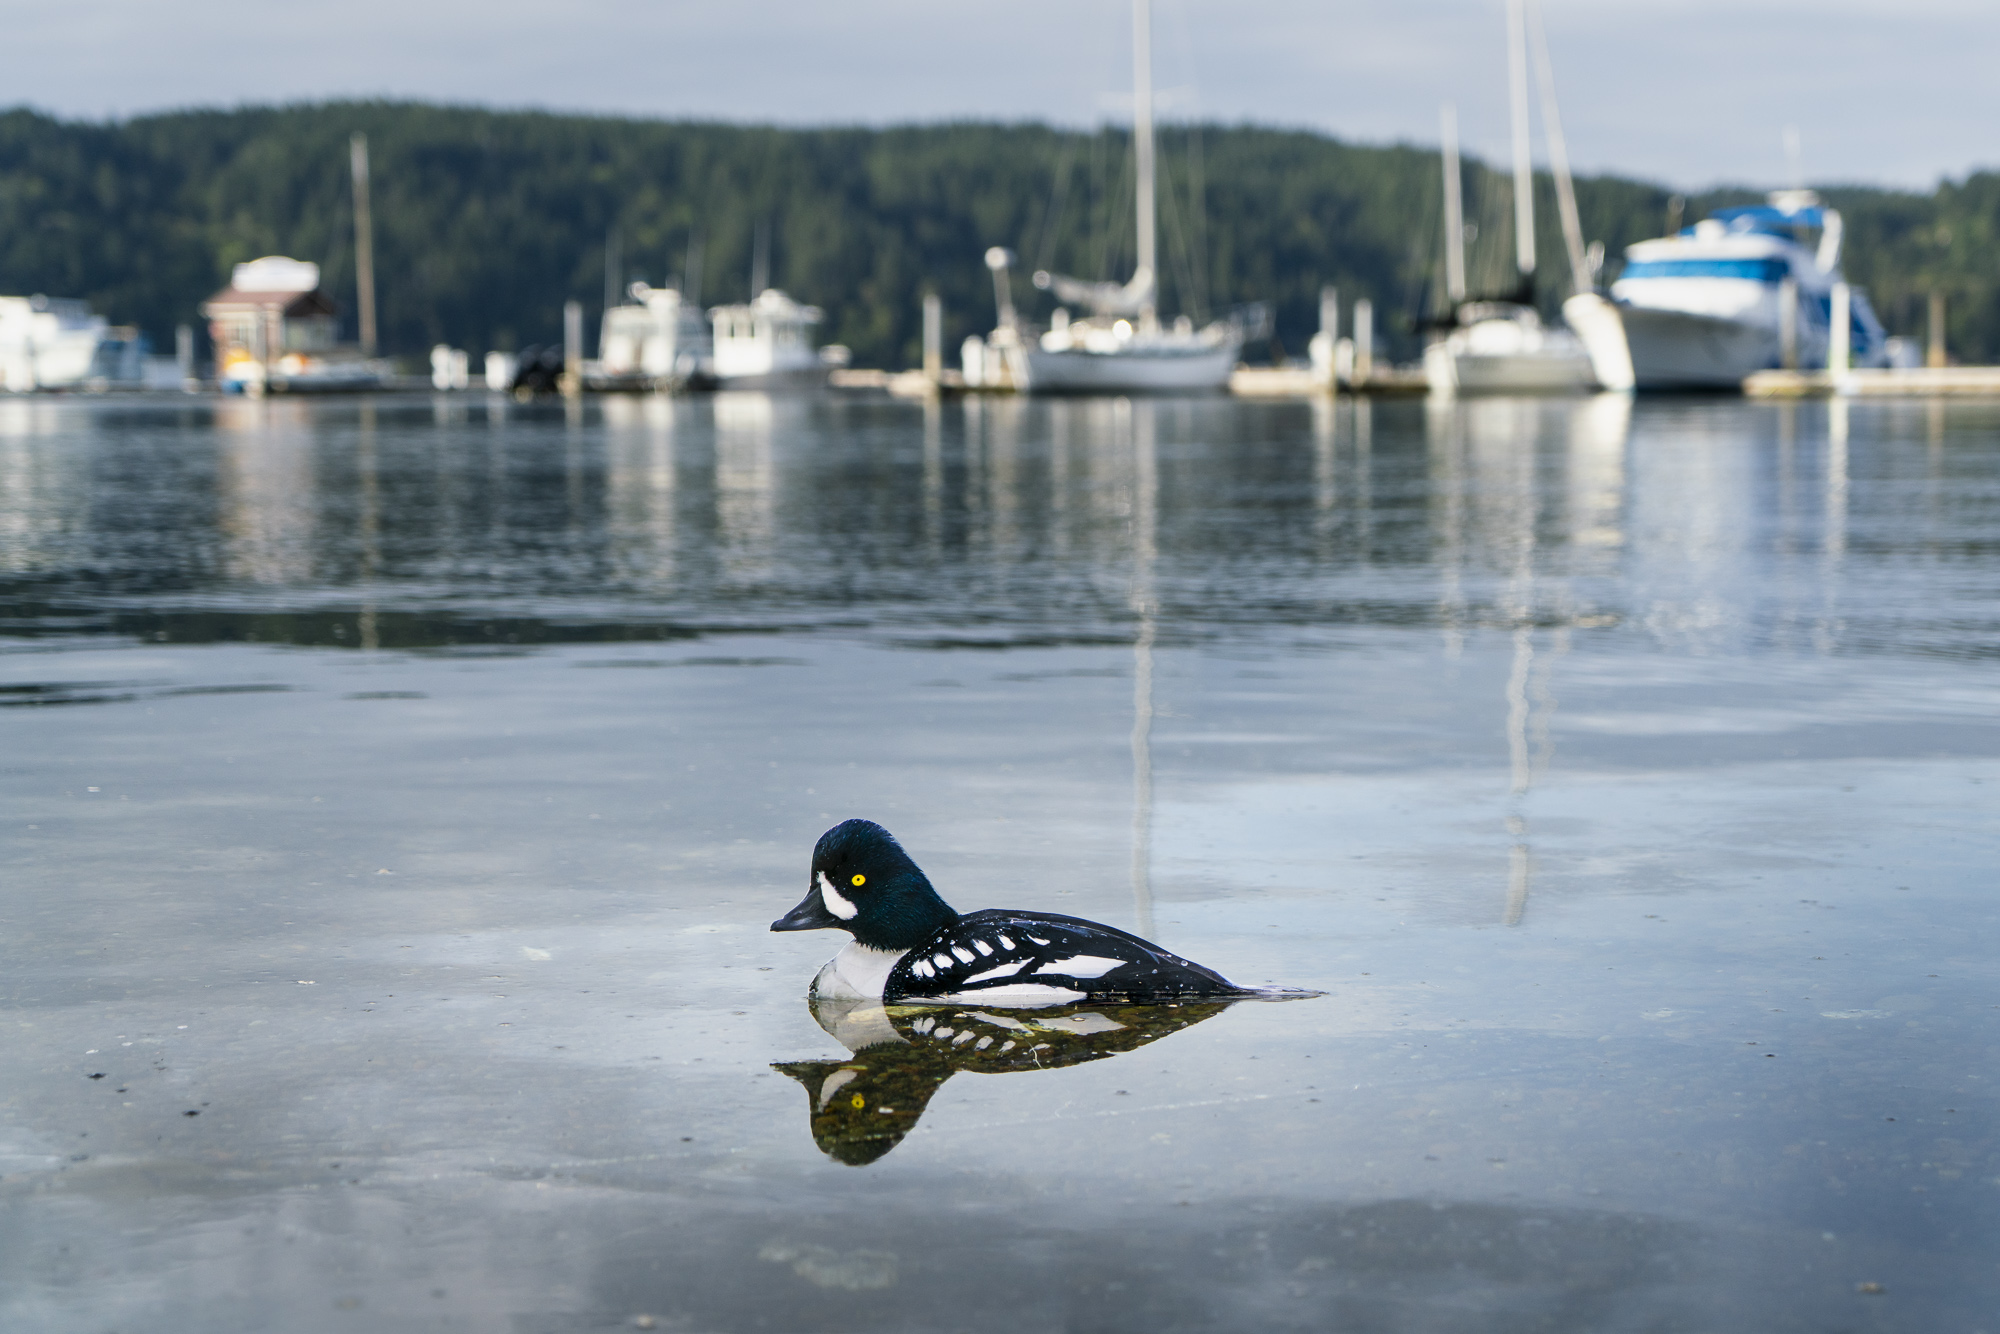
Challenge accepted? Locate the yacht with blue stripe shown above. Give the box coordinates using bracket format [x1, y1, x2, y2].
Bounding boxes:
[1565, 189, 1888, 389]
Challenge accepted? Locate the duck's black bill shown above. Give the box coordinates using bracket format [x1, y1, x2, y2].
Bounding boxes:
[771, 887, 841, 933]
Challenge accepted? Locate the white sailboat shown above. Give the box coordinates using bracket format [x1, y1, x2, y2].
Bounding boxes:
[1424, 0, 1597, 396]
[1016, 0, 1240, 394]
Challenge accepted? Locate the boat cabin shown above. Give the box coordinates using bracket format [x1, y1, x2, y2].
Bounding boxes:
[707, 289, 823, 385]
[599, 282, 711, 385]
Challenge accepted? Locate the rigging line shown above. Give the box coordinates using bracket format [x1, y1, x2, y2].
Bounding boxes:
[1094, 129, 1138, 285]
[1030, 130, 1082, 280]
[1403, 161, 1445, 328]
[1156, 0, 1210, 318]
[1472, 160, 1512, 299]
[1088, 128, 1109, 282]
[1526, 0, 1593, 295]
[1185, 121, 1210, 321]
[1157, 128, 1202, 323]
[1462, 153, 1529, 304]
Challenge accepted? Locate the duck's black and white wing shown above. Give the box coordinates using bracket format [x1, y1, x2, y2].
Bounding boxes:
[883, 909, 1241, 1003]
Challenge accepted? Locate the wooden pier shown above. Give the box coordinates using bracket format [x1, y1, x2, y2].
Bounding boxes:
[1745, 367, 2000, 398]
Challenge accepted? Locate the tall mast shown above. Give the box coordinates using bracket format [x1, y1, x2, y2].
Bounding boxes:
[1526, 0, 1591, 294]
[1441, 103, 1467, 305]
[1132, 0, 1157, 330]
[1506, 0, 1536, 281]
[349, 133, 377, 357]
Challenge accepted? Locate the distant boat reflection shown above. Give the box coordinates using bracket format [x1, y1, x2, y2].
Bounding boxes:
[776, 996, 1232, 1165]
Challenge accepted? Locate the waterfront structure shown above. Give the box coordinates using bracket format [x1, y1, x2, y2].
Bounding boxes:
[201, 256, 381, 393]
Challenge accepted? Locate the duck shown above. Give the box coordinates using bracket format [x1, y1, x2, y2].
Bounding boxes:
[771, 818, 1301, 1004]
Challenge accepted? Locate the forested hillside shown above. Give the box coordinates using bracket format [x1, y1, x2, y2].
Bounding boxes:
[0, 102, 1993, 368]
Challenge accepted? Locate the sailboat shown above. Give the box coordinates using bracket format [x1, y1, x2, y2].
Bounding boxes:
[1424, 0, 1597, 396]
[1014, 0, 1241, 394]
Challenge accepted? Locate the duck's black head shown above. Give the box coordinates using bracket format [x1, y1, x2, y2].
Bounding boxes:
[770, 819, 958, 952]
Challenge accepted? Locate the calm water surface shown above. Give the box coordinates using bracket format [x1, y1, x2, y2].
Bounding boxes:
[1, 392, 1996, 1332]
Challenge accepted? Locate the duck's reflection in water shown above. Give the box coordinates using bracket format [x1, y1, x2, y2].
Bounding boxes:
[777, 996, 1233, 1164]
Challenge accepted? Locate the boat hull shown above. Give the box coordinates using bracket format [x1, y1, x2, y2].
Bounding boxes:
[1424, 343, 1597, 395]
[709, 365, 827, 392]
[1624, 305, 1777, 389]
[1566, 294, 1788, 391]
[1021, 344, 1234, 395]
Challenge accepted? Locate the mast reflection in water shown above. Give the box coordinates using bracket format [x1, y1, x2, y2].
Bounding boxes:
[777, 997, 1232, 1165]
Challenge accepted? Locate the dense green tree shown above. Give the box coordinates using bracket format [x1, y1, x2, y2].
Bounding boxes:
[0, 101, 1993, 369]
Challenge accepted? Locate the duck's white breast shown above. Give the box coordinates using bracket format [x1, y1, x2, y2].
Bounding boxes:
[809, 941, 906, 1001]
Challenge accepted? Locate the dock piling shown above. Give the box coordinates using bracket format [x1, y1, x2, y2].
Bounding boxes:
[562, 299, 583, 396]
[1779, 278, 1798, 370]
[1829, 283, 1851, 386]
[1354, 298, 1374, 386]
[922, 291, 943, 384]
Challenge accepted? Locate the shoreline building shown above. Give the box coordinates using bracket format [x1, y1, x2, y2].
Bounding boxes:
[201, 257, 377, 393]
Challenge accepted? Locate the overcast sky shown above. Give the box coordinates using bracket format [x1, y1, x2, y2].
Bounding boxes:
[4, 1, 1991, 191]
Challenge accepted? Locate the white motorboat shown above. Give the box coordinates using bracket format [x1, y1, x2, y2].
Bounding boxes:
[1425, 0, 1597, 396]
[0, 295, 114, 392]
[595, 282, 711, 390]
[1015, 0, 1240, 394]
[707, 288, 827, 389]
[1564, 191, 1888, 390]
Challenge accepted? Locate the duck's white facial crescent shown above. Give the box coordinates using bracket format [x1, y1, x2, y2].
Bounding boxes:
[817, 870, 858, 921]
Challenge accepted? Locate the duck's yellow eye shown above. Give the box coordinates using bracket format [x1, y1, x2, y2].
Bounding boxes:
[850, 874, 866, 887]
[850, 1094, 866, 1108]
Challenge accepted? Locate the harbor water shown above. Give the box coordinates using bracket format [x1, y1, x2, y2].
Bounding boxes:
[2, 391, 1995, 1331]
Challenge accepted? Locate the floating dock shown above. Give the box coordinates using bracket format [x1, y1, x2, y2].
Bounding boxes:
[1227, 366, 1429, 397]
[1228, 367, 1324, 397]
[1744, 367, 2000, 398]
